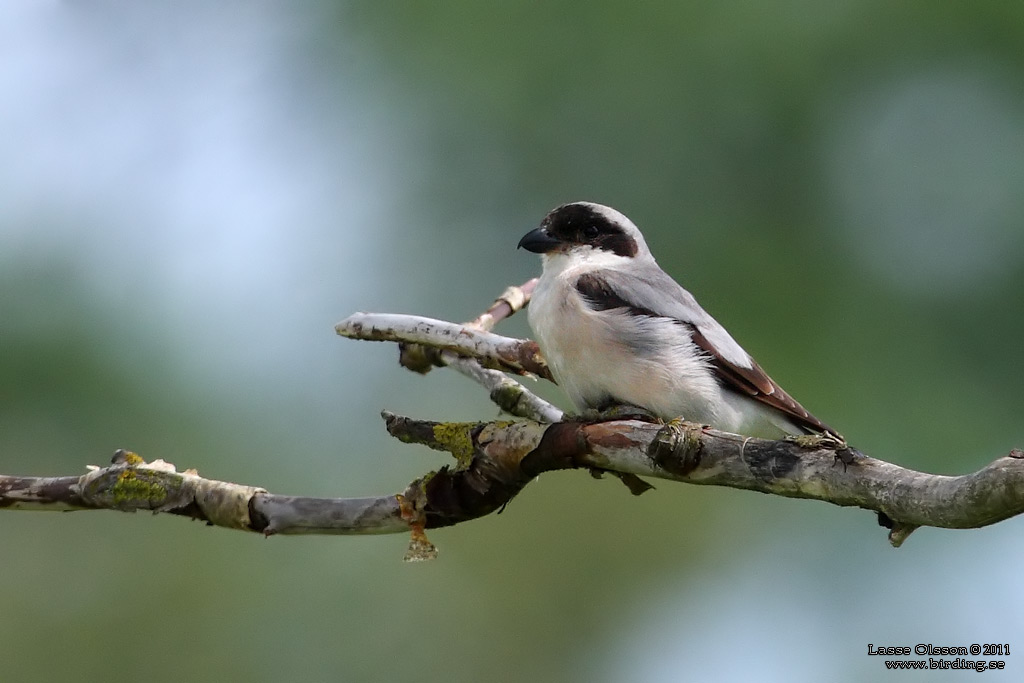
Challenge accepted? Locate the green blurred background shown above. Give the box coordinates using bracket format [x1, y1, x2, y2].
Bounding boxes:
[3, 2, 1023, 681]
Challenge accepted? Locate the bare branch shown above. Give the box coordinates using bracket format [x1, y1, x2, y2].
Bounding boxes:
[336, 282, 562, 422]
[1, 450, 408, 536]
[443, 353, 563, 423]
[336, 313, 551, 380]
[10, 419, 1021, 559]
[334, 310, 1024, 550]
[9, 301, 1023, 561]
[382, 415, 1024, 548]
[466, 278, 538, 332]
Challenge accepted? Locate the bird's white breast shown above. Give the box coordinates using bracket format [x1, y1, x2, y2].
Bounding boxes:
[528, 253, 728, 424]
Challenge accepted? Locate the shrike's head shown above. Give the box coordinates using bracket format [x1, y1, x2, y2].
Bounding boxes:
[518, 202, 652, 266]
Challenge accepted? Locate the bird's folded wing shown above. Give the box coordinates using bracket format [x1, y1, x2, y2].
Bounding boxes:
[575, 269, 834, 435]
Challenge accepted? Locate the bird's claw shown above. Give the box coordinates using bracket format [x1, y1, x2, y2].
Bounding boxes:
[574, 404, 662, 424]
[784, 431, 860, 470]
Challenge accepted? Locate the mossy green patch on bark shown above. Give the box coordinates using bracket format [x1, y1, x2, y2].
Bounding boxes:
[110, 469, 170, 507]
[431, 422, 477, 469]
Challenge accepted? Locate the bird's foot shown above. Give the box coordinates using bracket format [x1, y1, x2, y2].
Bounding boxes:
[785, 431, 846, 450]
[573, 404, 662, 424]
[647, 417, 705, 475]
[785, 431, 860, 469]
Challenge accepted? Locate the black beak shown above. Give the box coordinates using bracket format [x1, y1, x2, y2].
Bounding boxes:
[518, 227, 563, 254]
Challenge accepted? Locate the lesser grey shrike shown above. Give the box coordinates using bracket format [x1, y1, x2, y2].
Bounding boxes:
[518, 201, 835, 439]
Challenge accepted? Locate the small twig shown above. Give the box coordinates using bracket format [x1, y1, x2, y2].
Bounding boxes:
[466, 278, 538, 332]
[336, 313, 551, 380]
[443, 353, 563, 423]
[393, 279, 538, 375]
[337, 282, 559, 422]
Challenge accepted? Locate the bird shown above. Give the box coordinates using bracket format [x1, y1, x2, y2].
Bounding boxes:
[517, 201, 835, 439]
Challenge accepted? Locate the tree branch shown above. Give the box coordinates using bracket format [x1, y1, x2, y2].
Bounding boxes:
[1, 449, 428, 555]
[333, 307, 1024, 549]
[8, 283, 1023, 560]
[442, 354, 563, 423]
[336, 312, 551, 380]
[383, 414, 1024, 546]
[0, 450, 408, 532]
[343, 280, 562, 423]
[7, 419, 1023, 559]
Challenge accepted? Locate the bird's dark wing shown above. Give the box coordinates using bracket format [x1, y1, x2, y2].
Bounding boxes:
[684, 324, 835, 435]
[575, 269, 834, 435]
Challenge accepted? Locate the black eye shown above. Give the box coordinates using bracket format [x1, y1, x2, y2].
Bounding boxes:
[583, 225, 600, 239]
